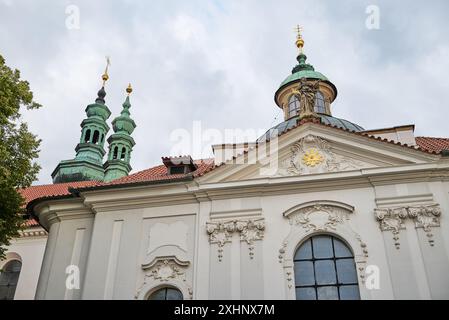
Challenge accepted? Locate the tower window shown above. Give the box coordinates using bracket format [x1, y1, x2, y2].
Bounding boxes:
[314, 91, 326, 114]
[84, 129, 91, 143]
[92, 130, 100, 144]
[288, 95, 300, 118]
[113, 146, 118, 160]
[101, 134, 104, 143]
[0, 260, 22, 300]
[120, 147, 126, 160]
[294, 235, 360, 300]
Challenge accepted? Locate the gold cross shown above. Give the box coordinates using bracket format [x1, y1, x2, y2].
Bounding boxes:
[102, 56, 111, 85]
[294, 25, 303, 39]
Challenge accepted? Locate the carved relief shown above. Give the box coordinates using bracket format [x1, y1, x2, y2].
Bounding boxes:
[147, 259, 186, 282]
[206, 220, 236, 261]
[236, 219, 265, 259]
[206, 218, 265, 261]
[136, 256, 191, 299]
[277, 135, 368, 176]
[375, 204, 442, 248]
[287, 204, 349, 232]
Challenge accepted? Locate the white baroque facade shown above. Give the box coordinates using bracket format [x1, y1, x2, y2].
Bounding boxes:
[30, 125, 449, 300]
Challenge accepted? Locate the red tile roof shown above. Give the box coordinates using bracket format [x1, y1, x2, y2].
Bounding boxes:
[22, 160, 215, 211]
[104, 159, 214, 185]
[19, 181, 99, 227]
[415, 137, 449, 153]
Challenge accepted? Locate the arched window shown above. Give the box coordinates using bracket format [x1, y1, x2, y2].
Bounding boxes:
[120, 147, 126, 160]
[294, 235, 360, 300]
[84, 129, 91, 143]
[314, 91, 326, 114]
[287, 95, 300, 118]
[112, 146, 118, 160]
[148, 287, 183, 300]
[92, 130, 100, 144]
[0, 260, 22, 300]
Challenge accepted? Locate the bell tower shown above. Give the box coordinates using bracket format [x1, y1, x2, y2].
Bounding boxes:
[103, 84, 136, 182]
[51, 59, 112, 183]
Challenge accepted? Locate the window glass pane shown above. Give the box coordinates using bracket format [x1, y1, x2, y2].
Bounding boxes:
[312, 236, 333, 258]
[296, 287, 316, 300]
[166, 288, 183, 300]
[317, 286, 338, 300]
[336, 259, 358, 284]
[294, 261, 315, 286]
[293, 235, 360, 301]
[148, 288, 166, 300]
[314, 92, 326, 113]
[333, 238, 352, 258]
[0, 275, 9, 286]
[0, 286, 8, 299]
[315, 260, 336, 285]
[339, 285, 360, 300]
[294, 239, 312, 260]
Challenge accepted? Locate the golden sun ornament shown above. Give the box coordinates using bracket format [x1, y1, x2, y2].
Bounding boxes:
[302, 148, 324, 167]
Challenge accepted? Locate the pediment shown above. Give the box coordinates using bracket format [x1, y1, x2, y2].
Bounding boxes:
[198, 124, 440, 183]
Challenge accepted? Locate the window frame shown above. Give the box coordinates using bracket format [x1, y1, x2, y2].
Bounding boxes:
[287, 94, 300, 118]
[147, 286, 183, 300]
[294, 235, 360, 300]
[0, 259, 22, 300]
[314, 91, 326, 114]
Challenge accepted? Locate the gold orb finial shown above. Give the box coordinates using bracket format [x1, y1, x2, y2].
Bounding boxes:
[102, 56, 111, 86]
[294, 25, 304, 53]
[126, 83, 133, 95]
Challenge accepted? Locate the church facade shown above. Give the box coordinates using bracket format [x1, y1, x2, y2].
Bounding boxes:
[4, 32, 449, 300]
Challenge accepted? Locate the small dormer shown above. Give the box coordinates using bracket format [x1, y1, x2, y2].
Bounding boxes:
[162, 155, 198, 175]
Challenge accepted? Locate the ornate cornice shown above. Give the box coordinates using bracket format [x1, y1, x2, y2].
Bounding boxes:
[375, 204, 442, 248]
[19, 228, 47, 238]
[206, 218, 265, 261]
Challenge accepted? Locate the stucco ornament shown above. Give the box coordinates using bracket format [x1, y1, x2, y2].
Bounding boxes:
[302, 148, 324, 167]
[207, 218, 265, 261]
[375, 204, 442, 248]
[149, 259, 185, 281]
[278, 135, 368, 176]
[136, 256, 191, 299]
[280, 201, 370, 296]
[288, 204, 348, 232]
[236, 219, 265, 259]
[206, 220, 236, 261]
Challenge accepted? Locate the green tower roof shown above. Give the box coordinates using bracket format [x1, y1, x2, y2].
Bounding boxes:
[279, 53, 328, 88]
[104, 85, 137, 182]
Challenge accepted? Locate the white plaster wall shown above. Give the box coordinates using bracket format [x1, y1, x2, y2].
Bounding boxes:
[34, 179, 449, 300]
[2, 234, 47, 300]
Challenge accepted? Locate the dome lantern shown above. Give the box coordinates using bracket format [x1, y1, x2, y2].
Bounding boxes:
[274, 27, 338, 121]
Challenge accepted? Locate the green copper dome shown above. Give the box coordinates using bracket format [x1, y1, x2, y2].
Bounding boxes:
[279, 53, 328, 88]
[280, 70, 328, 87]
[258, 114, 364, 142]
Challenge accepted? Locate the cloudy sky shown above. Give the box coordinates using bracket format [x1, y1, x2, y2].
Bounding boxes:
[1, 0, 448, 184]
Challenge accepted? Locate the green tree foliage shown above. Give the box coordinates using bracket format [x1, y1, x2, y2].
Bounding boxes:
[0, 54, 41, 259]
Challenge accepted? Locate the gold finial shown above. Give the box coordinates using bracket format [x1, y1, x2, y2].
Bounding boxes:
[294, 25, 304, 53]
[126, 83, 133, 95]
[102, 56, 111, 86]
